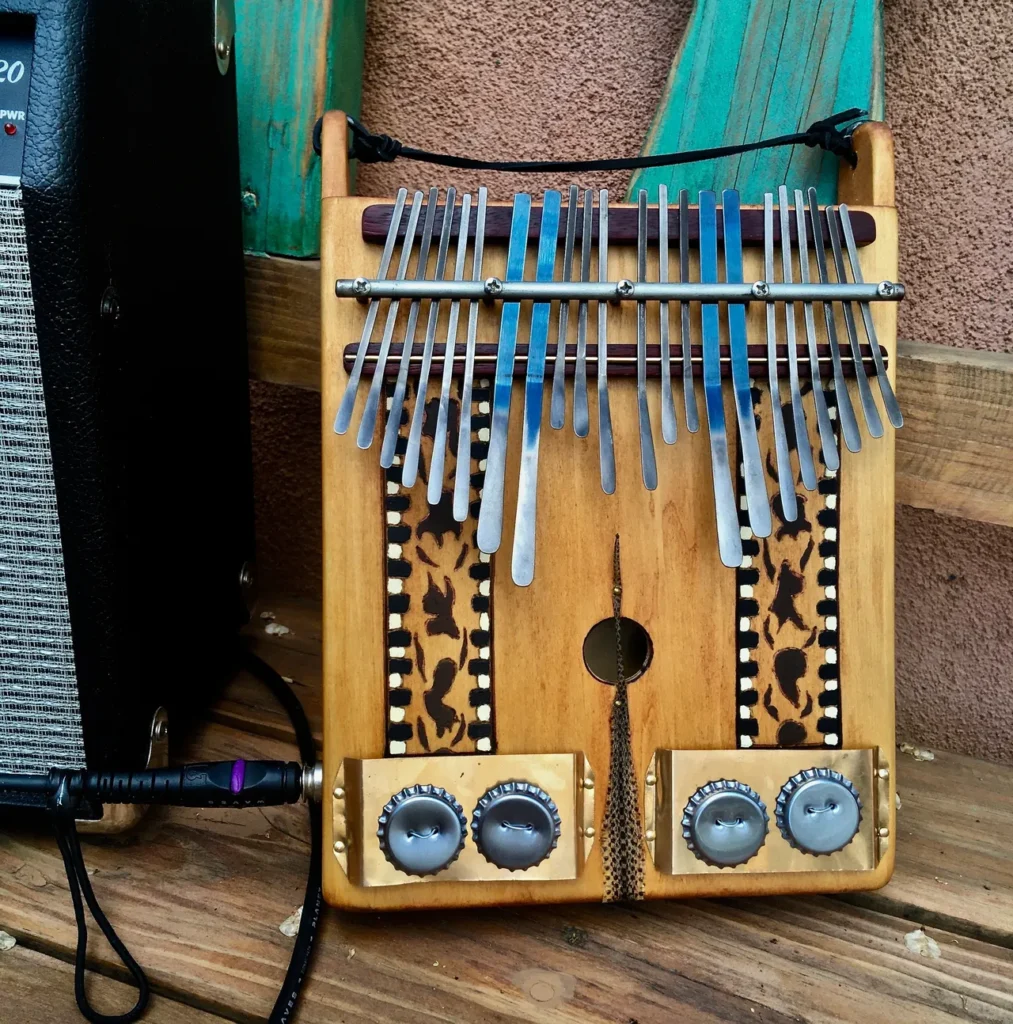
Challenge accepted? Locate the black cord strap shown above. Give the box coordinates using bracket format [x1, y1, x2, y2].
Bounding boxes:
[319, 107, 867, 172]
[50, 779, 150, 1024]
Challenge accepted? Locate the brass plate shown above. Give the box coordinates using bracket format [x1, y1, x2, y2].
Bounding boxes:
[333, 753, 593, 887]
[650, 748, 879, 876]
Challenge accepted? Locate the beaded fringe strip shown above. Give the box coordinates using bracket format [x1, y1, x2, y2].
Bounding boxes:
[601, 535, 645, 902]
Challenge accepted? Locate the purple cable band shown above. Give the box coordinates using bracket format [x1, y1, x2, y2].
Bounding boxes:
[230, 759, 246, 795]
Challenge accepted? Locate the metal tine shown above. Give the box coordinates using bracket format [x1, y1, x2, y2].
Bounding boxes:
[427, 193, 472, 506]
[476, 194, 533, 553]
[573, 189, 593, 437]
[596, 189, 616, 495]
[383, 187, 455, 471]
[699, 191, 742, 567]
[794, 188, 839, 473]
[807, 187, 862, 453]
[763, 193, 799, 522]
[777, 185, 818, 491]
[679, 189, 700, 433]
[452, 187, 488, 522]
[722, 189, 770, 537]
[825, 206, 883, 438]
[550, 185, 578, 429]
[335, 187, 407, 435]
[636, 190, 658, 489]
[657, 185, 677, 444]
[356, 190, 426, 449]
[839, 204, 904, 428]
[512, 190, 562, 586]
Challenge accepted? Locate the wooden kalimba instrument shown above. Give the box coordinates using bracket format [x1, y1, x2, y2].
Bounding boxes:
[320, 112, 901, 909]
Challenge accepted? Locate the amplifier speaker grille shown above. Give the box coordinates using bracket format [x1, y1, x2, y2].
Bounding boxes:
[0, 185, 84, 774]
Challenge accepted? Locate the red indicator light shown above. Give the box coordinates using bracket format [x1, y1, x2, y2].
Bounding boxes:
[3, 123, 16, 137]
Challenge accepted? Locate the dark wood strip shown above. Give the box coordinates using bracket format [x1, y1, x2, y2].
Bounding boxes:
[342, 341, 887, 379]
[362, 204, 877, 247]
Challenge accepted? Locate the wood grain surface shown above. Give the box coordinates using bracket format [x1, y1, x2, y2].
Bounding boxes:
[1, 600, 1011, 1022]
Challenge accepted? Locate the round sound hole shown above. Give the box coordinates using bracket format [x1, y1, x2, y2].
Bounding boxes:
[582, 617, 653, 685]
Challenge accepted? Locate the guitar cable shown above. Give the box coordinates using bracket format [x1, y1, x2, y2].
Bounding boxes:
[0, 649, 322, 1024]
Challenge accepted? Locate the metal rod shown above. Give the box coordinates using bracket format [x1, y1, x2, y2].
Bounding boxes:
[334, 186, 407, 435]
[636, 190, 658, 490]
[336, 278, 901, 303]
[808, 186, 862, 454]
[657, 184, 676, 444]
[550, 185, 578, 429]
[826, 204, 883, 438]
[699, 190, 742, 568]
[400, 187, 457, 482]
[722, 189, 770, 537]
[778, 185, 818, 491]
[428, 193, 471, 506]
[764, 193, 798, 522]
[356, 190, 426, 449]
[597, 189, 616, 495]
[573, 190, 593, 438]
[795, 188, 839, 474]
[839, 203, 904, 429]
[477, 194, 532, 554]
[453, 188, 488, 522]
[512, 190, 561, 587]
[680, 189, 700, 433]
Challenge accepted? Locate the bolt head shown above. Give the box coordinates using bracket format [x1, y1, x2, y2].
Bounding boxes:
[152, 719, 168, 742]
[583, 826, 595, 838]
[333, 786, 345, 800]
[616, 279, 635, 298]
[333, 839, 347, 853]
[352, 276, 371, 297]
[645, 829, 656, 842]
[877, 827, 889, 838]
[645, 773, 657, 787]
[877, 281, 895, 298]
[216, 40, 231, 59]
[484, 276, 503, 296]
[877, 768, 889, 779]
[751, 281, 770, 299]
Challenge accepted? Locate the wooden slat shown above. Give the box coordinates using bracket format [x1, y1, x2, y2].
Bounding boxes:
[626, 0, 885, 203]
[245, 254, 1013, 528]
[235, 1, 365, 256]
[0, 945, 225, 1023]
[2, 598, 1011, 1022]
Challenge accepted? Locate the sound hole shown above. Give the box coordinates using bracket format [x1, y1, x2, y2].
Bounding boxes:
[582, 617, 653, 685]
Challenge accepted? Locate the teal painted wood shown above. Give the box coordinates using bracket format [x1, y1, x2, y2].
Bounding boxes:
[627, 0, 885, 205]
[236, 0, 366, 257]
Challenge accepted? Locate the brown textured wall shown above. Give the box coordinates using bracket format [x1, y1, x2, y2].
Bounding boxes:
[249, 0, 1013, 761]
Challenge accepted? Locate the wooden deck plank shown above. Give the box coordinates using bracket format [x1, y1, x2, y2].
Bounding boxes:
[0, 944, 226, 1023]
[245, 255, 1013, 529]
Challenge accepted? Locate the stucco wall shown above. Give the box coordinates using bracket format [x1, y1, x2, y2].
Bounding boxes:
[249, 0, 1013, 763]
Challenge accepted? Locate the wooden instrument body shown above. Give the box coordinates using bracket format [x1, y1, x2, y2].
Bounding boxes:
[320, 113, 897, 910]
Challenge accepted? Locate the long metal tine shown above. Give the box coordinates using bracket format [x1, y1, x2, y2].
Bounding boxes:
[679, 189, 700, 432]
[512, 190, 562, 586]
[384, 187, 455, 471]
[427, 193, 471, 505]
[764, 193, 798, 522]
[453, 187, 487, 522]
[636, 190, 658, 489]
[794, 188, 839, 473]
[777, 185, 818, 491]
[357, 190, 426, 449]
[826, 206, 883, 438]
[722, 189, 770, 536]
[476, 194, 533, 553]
[808, 187, 862, 453]
[658, 184, 677, 444]
[596, 189, 616, 495]
[550, 185, 578, 429]
[335, 187, 407, 435]
[699, 190, 742, 568]
[573, 190, 593, 437]
[839, 203, 904, 428]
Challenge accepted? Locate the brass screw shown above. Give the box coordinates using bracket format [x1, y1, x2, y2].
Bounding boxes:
[583, 826, 595, 838]
[333, 786, 345, 800]
[645, 829, 656, 842]
[333, 839, 347, 853]
[645, 773, 657, 787]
